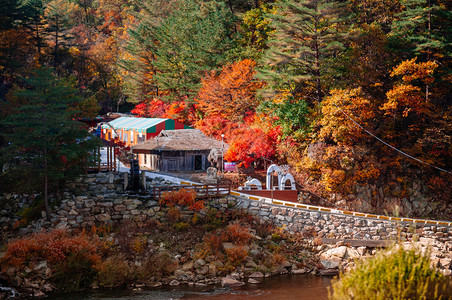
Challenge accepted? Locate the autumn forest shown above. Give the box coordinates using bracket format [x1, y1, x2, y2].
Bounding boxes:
[1, 0, 451, 217]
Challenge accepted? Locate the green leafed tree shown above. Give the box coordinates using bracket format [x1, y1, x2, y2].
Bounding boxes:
[259, 96, 311, 140]
[257, 0, 348, 103]
[122, 0, 235, 102]
[0, 68, 100, 218]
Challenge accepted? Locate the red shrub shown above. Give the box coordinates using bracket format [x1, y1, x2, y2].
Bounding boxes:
[160, 188, 204, 212]
[224, 223, 253, 245]
[225, 245, 249, 266]
[0, 229, 101, 271]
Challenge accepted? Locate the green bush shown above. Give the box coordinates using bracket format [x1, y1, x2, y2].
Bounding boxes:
[329, 245, 451, 300]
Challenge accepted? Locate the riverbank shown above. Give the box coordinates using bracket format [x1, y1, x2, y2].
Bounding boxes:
[0, 172, 451, 298]
[1, 206, 450, 298]
[0, 203, 325, 298]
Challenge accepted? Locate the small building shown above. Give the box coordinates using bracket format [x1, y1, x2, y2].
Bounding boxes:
[100, 117, 191, 147]
[132, 129, 227, 172]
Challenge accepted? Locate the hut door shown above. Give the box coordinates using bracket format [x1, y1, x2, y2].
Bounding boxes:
[168, 159, 177, 171]
[194, 155, 202, 170]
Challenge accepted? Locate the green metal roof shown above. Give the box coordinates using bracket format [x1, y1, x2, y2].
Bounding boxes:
[101, 117, 168, 132]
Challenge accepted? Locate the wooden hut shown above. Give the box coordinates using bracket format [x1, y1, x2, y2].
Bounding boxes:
[132, 129, 227, 172]
[100, 117, 191, 147]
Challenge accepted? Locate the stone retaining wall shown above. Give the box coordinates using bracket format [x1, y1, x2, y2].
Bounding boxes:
[1, 173, 451, 246]
[233, 196, 451, 244]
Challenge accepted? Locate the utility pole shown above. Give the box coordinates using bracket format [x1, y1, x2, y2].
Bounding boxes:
[221, 134, 225, 178]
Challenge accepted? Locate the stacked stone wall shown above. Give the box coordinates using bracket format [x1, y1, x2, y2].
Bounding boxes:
[1, 173, 450, 246]
[234, 196, 451, 244]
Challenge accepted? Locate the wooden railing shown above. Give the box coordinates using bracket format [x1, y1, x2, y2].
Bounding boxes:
[87, 162, 117, 173]
[85, 146, 117, 173]
[151, 184, 231, 199]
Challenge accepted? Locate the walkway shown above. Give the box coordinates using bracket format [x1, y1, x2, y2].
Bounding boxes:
[99, 148, 452, 227]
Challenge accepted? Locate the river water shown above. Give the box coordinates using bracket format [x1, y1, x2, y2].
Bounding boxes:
[48, 275, 333, 300]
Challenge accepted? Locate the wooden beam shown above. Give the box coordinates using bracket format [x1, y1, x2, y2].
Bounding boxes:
[321, 238, 393, 248]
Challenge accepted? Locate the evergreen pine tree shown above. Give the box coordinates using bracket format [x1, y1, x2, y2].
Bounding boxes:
[1, 68, 99, 218]
[122, 0, 235, 102]
[390, 0, 451, 60]
[257, 0, 348, 103]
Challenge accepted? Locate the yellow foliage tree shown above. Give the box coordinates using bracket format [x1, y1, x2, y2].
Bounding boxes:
[320, 88, 375, 145]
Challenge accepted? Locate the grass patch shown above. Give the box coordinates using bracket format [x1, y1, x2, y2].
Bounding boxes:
[329, 244, 451, 300]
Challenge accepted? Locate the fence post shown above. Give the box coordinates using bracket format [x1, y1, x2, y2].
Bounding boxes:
[123, 172, 128, 191]
[141, 171, 146, 190]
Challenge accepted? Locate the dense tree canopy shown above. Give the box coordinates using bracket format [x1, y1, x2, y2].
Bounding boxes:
[0, 0, 451, 211]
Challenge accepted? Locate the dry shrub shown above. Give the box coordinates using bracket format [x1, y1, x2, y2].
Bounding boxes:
[313, 236, 323, 246]
[302, 226, 318, 238]
[272, 253, 287, 265]
[136, 251, 178, 281]
[203, 233, 224, 255]
[254, 221, 276, 238]
[132, 235, 148, 255]
[0, 229, 102, 291]
[167, 206, 181, 222]
[96, 255, 130, 287]
[200, 223, 253, 260]
[224, 223, 253, 245]
[52, 250, 98, 291]
[225, 245, 248, 267]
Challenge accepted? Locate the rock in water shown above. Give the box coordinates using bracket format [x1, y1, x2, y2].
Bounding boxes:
[221, 276, 244, 287]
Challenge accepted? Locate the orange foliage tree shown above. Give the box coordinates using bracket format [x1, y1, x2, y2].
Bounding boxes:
[320, 87, 376, 145]
[381, 58, 438, 119]
[196, 59, 263, 122]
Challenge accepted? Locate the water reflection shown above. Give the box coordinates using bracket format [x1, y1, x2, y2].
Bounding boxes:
[48, 275, 333, 300]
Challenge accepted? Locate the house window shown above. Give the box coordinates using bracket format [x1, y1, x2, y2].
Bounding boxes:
[137, 134, 145, 144]
[144, 154, 147, 164]
[124, 133, 128, 142]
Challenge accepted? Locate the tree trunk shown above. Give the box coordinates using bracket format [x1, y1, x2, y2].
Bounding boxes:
[54, 16, 59, 68]
[44, 147, 50, 221]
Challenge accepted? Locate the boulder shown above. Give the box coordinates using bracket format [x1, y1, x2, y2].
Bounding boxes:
[182, 261, 193, 271]
[292, 268, 307, 275]
[95, 213, 111, 222]
[33, 261, 47, 273]
[249, 272, 264, 278]
[320, 246, 347, 263]
[321, 260, 339, 270]
[320, 269, 339, 276]
[221, 276, 244, 287]
[248, 278, 261, 284]
[194, 259, 206, 269]
[169, 280, 180, 286]
[196, 266, 209, 276]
